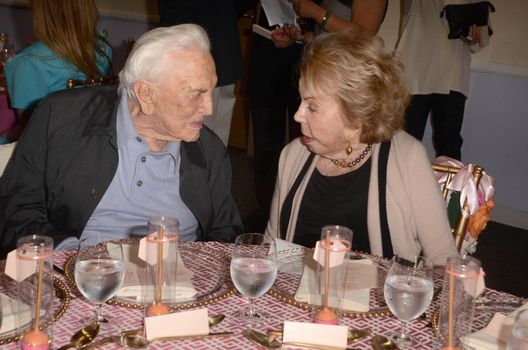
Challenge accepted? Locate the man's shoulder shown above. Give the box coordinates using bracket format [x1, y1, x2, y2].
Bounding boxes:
[39, 86, 117, 115]
[34, 86, 118, 131]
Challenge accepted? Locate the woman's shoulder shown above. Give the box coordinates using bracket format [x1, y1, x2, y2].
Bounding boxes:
[281, 138, 309, 158]
[15, 42, 54, 58]
[391, 130, 427, 152]
[6, 42, 58, 72]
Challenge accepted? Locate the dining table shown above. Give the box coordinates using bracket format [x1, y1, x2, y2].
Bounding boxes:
[1, 241, 525, 349]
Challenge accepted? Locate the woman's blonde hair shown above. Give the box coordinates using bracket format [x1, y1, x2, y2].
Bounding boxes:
[31, 0, 110, 78]
[299, 31, 409, 144]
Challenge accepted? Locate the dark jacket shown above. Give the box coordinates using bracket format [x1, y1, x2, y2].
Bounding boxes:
[0, 86, 242, 258]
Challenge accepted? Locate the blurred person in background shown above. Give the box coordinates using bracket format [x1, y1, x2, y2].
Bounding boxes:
[4, 0, 112, 141]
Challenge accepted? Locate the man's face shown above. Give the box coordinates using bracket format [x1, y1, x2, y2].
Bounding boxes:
[149, 50, 217, 142]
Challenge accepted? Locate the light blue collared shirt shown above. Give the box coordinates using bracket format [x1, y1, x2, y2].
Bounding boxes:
[57, 95, 198, 248]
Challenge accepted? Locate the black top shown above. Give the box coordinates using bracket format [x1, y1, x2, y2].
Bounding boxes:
[292, 157, 371, 251]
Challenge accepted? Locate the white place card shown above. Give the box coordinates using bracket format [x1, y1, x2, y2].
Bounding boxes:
[144, 308, 209, 341]
[138, 236, 170, 265]
[268, 238, 304, 256]
[4, 249, 37, 282]
[283, 321, 348, 349]
[313, 241, 346, 268]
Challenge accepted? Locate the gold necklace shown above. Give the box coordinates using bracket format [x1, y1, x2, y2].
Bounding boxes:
[321, 144, 372, 168]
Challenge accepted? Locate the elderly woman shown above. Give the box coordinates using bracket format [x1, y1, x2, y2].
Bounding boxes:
[265, 32, 457, 265]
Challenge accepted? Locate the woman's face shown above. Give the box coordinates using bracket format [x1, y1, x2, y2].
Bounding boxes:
[294, 79, 355, 158]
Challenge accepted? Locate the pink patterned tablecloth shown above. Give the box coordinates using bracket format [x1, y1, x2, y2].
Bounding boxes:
[2, 242, 525, 349]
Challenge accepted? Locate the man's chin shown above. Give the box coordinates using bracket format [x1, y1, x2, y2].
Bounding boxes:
[182, 131, 201, 142]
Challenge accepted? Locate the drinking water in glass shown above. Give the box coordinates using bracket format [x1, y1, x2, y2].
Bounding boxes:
[383, 255, 434, 346]
[230, 233, 277, 321]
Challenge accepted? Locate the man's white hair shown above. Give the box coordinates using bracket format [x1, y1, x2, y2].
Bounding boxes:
[118, 24, 211, 103]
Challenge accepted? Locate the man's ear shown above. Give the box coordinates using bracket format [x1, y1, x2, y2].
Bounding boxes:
[133, 80, 155, 115]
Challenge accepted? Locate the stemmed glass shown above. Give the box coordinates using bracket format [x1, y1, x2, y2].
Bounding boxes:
[74, 237, 125, 325]
[230, 233, 277, 322]
[383, 255, 434, 347]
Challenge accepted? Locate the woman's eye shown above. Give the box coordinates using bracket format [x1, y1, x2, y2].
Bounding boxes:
[307, 105, 316, 113]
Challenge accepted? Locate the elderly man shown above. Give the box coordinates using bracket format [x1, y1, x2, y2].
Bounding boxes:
[0, 24, 242, 257]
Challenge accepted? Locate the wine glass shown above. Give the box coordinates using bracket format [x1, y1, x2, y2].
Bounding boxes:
[230, 233, 277, 321]
[383, 255, 434, 347]
[74, 236, 125, 325]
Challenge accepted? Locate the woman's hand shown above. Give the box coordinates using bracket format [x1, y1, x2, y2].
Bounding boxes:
[461, 24, 481, 45]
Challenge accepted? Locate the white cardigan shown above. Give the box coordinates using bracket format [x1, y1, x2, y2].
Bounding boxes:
[265, 131, 457, 265]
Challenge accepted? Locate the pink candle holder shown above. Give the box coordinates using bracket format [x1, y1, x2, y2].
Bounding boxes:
[312, 225, 353, 325]
[16, 235, 54, 350]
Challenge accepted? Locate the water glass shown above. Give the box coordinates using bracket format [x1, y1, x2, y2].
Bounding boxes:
[384, 255, 434, 346]
[230, 233, 277, 322]
[16, 235, 54, 350]
[74, 237, 125, 325]
[507, 309, 528, 350]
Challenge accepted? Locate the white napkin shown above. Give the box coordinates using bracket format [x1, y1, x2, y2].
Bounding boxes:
[0, 293, 32, 334]
[462, 302, 528, 350]
[114, 244, 197, 302]
[294, 258, 377, 312]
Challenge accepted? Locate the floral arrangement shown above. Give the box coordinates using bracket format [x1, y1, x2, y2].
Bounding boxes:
[433, 156, 496, 254]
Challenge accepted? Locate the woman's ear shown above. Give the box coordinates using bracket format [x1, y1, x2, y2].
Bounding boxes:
[133, 80, 155, 115]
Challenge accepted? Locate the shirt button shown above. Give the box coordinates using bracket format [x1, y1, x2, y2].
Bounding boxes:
[90, 188, 98, 198]
[136, 137, 142, 143]
[136, 180, 143, 187]
[141, 156, 146, 163]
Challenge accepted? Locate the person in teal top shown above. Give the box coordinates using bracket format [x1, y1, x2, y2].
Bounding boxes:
[3, 0, 112, 141]
[6, 41, 112, 110]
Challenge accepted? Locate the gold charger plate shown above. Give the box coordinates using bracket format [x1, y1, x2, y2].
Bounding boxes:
[0, 261, 70, 345]
[64, 240, 235, 310]
[268, 248, 391, 318]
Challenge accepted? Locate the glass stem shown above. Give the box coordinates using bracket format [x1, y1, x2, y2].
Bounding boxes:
[399, 320, 408, 340]
[96, 303, 104, 323]
[247, 298, 256, 318]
